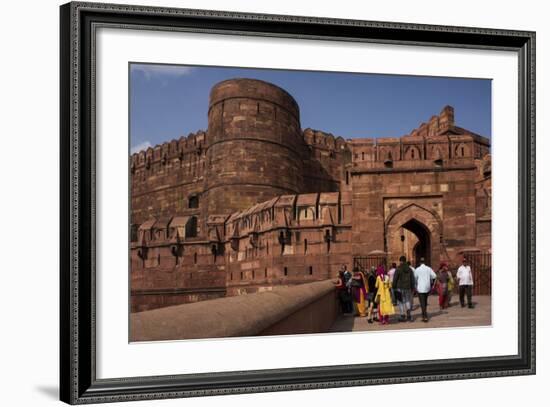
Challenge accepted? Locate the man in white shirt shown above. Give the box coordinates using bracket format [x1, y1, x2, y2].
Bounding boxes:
[414, 258, 437, 322]
[456, 257, 474, 308]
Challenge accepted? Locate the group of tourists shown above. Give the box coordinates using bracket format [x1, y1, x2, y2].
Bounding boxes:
[334, 256, 475, 324]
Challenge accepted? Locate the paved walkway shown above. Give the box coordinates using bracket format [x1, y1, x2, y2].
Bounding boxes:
[329, 295, 491, 332]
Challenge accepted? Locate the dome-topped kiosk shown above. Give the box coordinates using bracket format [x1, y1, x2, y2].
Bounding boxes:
[205, 78, 305, 215]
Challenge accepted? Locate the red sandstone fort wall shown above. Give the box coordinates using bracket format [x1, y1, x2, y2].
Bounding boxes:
[223, 192, 352, 297]
[474, 154, 492, 251]
[130, 131, 207, 231]
[302, 129, 350, 193]
[129, 79, 491, 312]
[350, 166, 479, 265]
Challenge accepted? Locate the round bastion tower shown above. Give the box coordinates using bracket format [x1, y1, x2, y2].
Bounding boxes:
[205, 78, 305, 215]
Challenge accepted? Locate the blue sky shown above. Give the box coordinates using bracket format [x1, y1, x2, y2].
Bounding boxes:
[130, 63, 491, 153]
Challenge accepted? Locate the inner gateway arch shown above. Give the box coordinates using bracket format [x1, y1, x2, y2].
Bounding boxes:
[384, 203, 443, 267]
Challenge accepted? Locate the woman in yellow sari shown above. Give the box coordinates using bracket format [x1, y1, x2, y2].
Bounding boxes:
[375, 265, 395, 324]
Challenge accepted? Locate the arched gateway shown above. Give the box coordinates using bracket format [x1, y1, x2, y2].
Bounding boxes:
[385, 203, 443, 268]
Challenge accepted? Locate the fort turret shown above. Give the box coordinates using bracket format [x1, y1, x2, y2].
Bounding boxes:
[204, 78, 305, 215]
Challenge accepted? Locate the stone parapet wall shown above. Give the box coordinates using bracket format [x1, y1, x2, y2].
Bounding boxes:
[129, 191, 354, 311]
[130, 280, 338, 341]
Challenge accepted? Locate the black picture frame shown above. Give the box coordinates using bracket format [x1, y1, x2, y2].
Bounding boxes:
[60, 2, 536, 404]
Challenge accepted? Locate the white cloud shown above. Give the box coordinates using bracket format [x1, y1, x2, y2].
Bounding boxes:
[130, 64, 194, 80]
[131, 140, 152, 154]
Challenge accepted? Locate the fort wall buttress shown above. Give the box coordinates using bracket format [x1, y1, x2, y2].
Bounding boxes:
[204, 79, 305, 216]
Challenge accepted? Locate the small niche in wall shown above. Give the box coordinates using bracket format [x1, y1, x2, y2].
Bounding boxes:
[188, 195, 199, 209]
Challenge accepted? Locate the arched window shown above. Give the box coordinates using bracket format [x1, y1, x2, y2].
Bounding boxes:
[433, 147, 443, 166]
[405, 146, 420, 160]
[455, 143, 469, 158]
[188, 195, 199, 209]
[384, 151, 393, 168]
[186, 216, 198, 238]
[304, 239, 308, 254]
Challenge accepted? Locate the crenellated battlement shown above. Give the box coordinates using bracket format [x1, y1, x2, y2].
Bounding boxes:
[303, 128, 347, 152]
[131, 130, 207, 169]
[405, 105, 455, 138]
[347, 105, 490, 169]
[130, 130, 208, 226]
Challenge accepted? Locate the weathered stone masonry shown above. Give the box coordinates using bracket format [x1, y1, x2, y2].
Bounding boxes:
[130, 78, 491, 312]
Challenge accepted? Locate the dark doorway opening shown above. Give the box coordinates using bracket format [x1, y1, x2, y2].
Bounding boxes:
[402, 219, 431, 267]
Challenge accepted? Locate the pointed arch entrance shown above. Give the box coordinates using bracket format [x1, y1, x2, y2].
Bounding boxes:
[385, 204, 442, 268]
[402, 219, 431, 266]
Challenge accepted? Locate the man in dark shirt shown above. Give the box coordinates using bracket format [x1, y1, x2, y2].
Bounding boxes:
[392, 255, 416, 322]
[340, 264, 353, 314]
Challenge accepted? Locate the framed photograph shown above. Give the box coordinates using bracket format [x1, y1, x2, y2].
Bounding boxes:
[60, 1, 535, 404]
